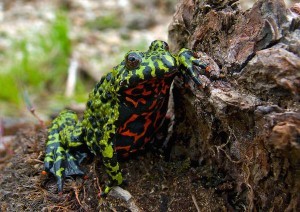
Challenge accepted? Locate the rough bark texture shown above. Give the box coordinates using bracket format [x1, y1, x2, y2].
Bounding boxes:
[168, 0, 299, 210]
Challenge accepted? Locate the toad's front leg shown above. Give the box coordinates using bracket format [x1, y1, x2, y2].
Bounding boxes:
[177, 48, 210, 87]
[99, 138, 123, 196]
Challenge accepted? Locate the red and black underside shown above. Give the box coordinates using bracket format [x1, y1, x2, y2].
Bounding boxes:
[114, 75, 175, 158]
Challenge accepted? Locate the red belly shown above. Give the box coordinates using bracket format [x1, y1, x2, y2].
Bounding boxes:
[115, 77, 173, 158]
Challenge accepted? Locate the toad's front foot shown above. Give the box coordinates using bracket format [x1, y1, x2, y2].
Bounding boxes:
[98, 156, 124, 196]
[178, 48, 209, 87]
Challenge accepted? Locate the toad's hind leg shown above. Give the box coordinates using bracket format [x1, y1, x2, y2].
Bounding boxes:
[44, 110, 87, 192]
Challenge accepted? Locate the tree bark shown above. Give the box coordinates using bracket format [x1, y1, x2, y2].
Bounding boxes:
[168, 0, 300, 210]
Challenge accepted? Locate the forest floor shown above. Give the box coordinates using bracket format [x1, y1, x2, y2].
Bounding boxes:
[0, 123, 228, 211]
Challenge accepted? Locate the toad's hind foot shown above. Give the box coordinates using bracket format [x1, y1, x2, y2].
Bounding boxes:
[44, 110, 86, 192]
[45, 149, 86, 191]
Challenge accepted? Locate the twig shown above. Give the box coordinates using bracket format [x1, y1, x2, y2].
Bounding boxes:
[93, 162, 103, 194]
[0, 137, 14, 163]
[243, 162, 254, 211]
[23, 90, 45, 128]
[65, 57, 79, 97]
[217, 147, 242, 164]
[213, 128, 243, 164]
[0, 153, 12, 163]
[83, 184, 86, 200]
[73, 184, 86, 211]
[191, 194, 200, 212]
[49, 205, 70, 211]
[26, 158, 45, 164]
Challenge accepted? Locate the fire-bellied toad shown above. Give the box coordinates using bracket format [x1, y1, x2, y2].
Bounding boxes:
[43, 40, 209, 195]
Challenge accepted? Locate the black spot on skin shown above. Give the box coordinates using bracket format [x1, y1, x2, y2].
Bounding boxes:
[70, 134, 80, 142]
[131, 138, 144, 150]
[161, 55, 175, 69]
[102, 157, 115, 167]
[110, 99, 117, 107]
[96, 131, 102, 141]
[131, 87, 144, 95]
[109, 132, 115, 138]
[106, 73, 112, 82]
[151, 55, 157, 62]
[95, 82, 101, 89]
[100, 117, 109, 123]
[142, 83, 153, 92]
[106, 92, 112, 99]
[100, 96, 108, 103]
[141, 62, 148, 66]
[100, 77, 105, 84]
[108, 156, 118, 167]
[110, 76, 115, 84]
[106, 124, 112, 131]
[142, 65, 152, 79]
[104, 164, 114, 172]
[97, 88, 104, 94]
[90, 106, 95, 112]
[100, 144, 106, 150]
[154, 61, 164, 78]
[127, 118, 147, 135]
[65, 117, 75, 125]
[81, 128, 87, 136]
[58, 124, 66, 132]
[87, 130, 94, 141]
[121, 68, 128, 77]
[129, 75, 139, 85]
[49, 136, 57, 141]
[115, 134, 134, 148]
[92, 143, 100, 153]
[94, 83, 101, 95]
[88, 116, 97, 128]
[87, 100, 92, 108]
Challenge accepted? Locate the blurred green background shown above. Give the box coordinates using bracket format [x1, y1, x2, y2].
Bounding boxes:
[0, 0, 177, 118]
[0, 0, 296, 119]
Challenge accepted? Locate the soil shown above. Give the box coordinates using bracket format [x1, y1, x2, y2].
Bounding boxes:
[0, 124, 226, 211]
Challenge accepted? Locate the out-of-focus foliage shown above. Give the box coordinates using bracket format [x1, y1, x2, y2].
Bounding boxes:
[86, 13, 122, 30]
[0, 0, 178, 116]
[0, 12, 72, 106]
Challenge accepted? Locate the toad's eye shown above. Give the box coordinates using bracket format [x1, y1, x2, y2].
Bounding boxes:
[125, 53, 141, 70]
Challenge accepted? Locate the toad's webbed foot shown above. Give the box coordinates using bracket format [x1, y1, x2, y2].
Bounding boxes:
[178, 48, 209, 87]
[44, 110, 86, 192]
